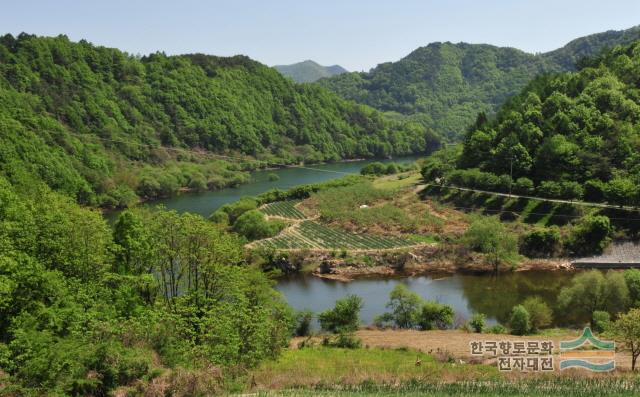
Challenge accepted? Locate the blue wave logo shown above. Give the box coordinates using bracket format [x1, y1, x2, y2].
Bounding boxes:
[559, 328, 615, 372]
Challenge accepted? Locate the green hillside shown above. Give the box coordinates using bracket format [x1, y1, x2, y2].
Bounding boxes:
[274, 60, 347, 82]
[426, 40, 640, 206]
[0, 34, 437, 207]
[319, 26, 640, 141]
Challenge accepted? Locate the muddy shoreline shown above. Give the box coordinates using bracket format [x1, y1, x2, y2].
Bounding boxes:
[276, 245, 575, 282]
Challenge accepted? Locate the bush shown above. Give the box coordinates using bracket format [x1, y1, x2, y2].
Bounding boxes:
[469, 313, 486, 333]
[294, 310, 314, 337]
[565, 215, 612, 256]
[318, 295, 363, 333]
[418, 301, 454, 330]
[522, 297, 552, 332]
[232, 210, 285, 240]
[537, 181, 562, 199]
[513, 177, 534, 195]
[360, 162, 388, 176]
[624, 269, 640, 308]
[487, 324, 507, 334]
[462, 216, 519, 272]
[519, 227, 561, 258]
[604, 178, 638, 207]
[268, 173, 280, 182]
[510, 305, 531, 335]
[321, 332, 362, 349]
[592, 311, 611, 333]
[584, 179, 606, 202]
[218, 197, 258, 223]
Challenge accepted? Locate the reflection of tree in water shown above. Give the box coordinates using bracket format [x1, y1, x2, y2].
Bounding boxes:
[460, 272, 575, 325]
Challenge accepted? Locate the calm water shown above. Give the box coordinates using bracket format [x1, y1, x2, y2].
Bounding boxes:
[276, 272, 577, 327]
[122, 154, 581, 327]
[152, 156, 421, 217]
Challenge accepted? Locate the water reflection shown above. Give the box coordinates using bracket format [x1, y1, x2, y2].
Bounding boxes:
[276, 272, 576, 327]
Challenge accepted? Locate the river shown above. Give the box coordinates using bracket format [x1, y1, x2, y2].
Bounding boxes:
[147, 155, 580, 328]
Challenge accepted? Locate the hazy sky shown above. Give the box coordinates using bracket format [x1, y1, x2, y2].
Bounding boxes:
[3, 0, 639, 71]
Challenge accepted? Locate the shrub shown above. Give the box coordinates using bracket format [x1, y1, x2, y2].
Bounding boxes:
[232, 210, 285, 240]
[537, 181, 562, 199]
[360, 162, 388, 176]
[522, 297, 552, 332]
[604, 178, 638, 207]
[469, 313, 486, 333]
[513, 177, 534, 195]
[318, 295, 363, 333]
[268, 173, 280, 181]
[519, 227, 561, 258]
[592, 311, 611, 333]
[487, 324, 507, 334]
[560, 181, 583, 200]
[418, 301, 454, 330]
[624, 269, 640, 308]
[294, 310, 314, 337]
[462, 216, 519, 272]
[510, 305, 531, 335]
[321, 332, 362, 349]
[565, 215, 612, 256]
[584, 179, 606, 202]
[218, 197, 258, 223]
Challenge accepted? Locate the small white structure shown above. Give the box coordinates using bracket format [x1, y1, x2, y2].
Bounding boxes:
[359, 204, 369, 209]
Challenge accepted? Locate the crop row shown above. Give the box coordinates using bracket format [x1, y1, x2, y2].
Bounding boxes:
[260, 200, 307, 220]
[253, 221, 414, 251]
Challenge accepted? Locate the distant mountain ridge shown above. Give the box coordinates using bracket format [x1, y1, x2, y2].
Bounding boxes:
[274, 60, 347, 83]
[318, 25, 640, 141]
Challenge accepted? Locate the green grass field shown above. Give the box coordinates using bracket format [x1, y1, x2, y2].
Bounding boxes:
[250, 347, 640, 396]
[252, 220, 416, 251]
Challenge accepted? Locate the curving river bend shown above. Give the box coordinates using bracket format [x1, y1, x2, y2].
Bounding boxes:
[149, 156, 577, 327]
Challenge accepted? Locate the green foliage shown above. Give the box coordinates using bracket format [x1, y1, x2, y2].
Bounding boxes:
[321, 332, 362, 349]
[522, 297, 553, 332]
[611, 308, 640, 370]
[469, 313, 486, 333]
[376, 285, 454, 330]
[232, 209, 286, 241]
[566, 215, 613, 256]
[456, 40, 640, 199]
[294, 310, 314, 337]
[519, 227, 561, 258]
[0, 34, 438, 207]
[558, 270, 630, 326]
[0, 177, 294, 393]
[592, 310, 611, 333]
[318, 295, 363, 333]
[461, 216, 519, 272]
[417, 301, 454, 331]
[487, 324, 508, 334]
[320, 29, 640, 141]
[624, 269, 640, 308]
[509, 305, 531, 335]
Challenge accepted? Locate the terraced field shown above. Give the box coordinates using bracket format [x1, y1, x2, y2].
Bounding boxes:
[252, 220, 415, 251]
[260, 200, 307, 220]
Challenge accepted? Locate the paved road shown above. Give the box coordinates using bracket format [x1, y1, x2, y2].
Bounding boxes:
[420, 183, 638, 212]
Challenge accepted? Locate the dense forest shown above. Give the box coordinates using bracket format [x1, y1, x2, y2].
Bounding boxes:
[0, 34, 438, 207]
[319, 26, 640, 141]
[423, 40, 640, 206]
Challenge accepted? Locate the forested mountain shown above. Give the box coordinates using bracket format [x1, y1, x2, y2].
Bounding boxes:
[274, 60, 347, 82]
[319, 26, 640, 141]
[426, 40, 640, 206]
[0, 34, 437, 207]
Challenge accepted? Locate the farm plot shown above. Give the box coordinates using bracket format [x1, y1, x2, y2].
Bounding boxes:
[260, 200, 307, 220]
[253, 220, 416, 251]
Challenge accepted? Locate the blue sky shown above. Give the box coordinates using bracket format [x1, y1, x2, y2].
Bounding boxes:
[3, 0, 639, 71]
